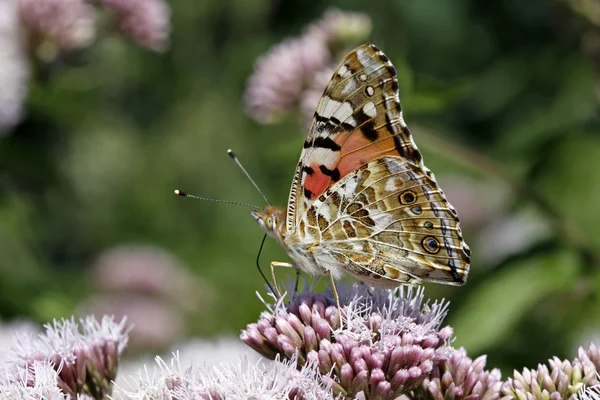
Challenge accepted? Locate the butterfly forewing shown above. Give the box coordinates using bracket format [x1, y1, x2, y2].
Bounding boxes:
[284, 44, 470, 287]
[286, 44, 423, 233]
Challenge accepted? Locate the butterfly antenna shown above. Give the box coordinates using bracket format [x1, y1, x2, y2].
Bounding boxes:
[227, 149, 271, 205]
[173, 190, 262, 210]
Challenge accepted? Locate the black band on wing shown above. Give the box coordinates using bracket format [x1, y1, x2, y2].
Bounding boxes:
[319, 165, 341, 182]
[304, 136, 342, 151]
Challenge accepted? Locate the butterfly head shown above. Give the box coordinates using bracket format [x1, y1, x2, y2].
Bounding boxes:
[251, 206, 285, 240]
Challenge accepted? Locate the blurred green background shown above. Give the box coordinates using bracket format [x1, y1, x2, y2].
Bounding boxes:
[2, 0, 600, 375]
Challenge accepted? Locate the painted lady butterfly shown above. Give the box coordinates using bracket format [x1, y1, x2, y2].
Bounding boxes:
[251, 44, 471, 299]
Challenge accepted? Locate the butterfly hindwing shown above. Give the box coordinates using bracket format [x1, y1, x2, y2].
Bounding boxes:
[307, 157, 470, 287]
[286, 44, 423, 233]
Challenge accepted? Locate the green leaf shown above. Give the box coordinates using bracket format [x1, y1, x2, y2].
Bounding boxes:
[450, 249, 580, 354]
[497, 58, 596, 158]
[534, 135, 600, 252]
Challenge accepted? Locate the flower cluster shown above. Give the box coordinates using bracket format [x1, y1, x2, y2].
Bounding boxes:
[0, 0, 29, 133]
[502, 343, 600, 400]
[99, 0, 170, 52]
[419, 347, 503, 400]
[3, 286, 600, 400]
[244, 8, 372, 125]
[82, 245, 212, 352]
[0, 362, 66, 400]
[0, 316, 130, 399]
[241, 281, 454, 399]
[114, 353, 336, 399]
[19, 0, 96, 51]
[0, 0, 171, 133]
[18, 0, 170, 54]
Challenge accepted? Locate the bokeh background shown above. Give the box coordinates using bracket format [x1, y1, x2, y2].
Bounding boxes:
[1, 0, 600, 375]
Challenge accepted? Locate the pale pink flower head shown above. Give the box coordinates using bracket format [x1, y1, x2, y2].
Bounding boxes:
[245, 35, 330, 123]
[19, 0, 95, 51]
[242, 280, 453, 399]
[244, 8, 372, 126]
[114, 353, 337, 399]
[422, 347, 503, 400]
[502, 344, 600, 400]
[0, 0, 29, 133]
[100, 0, 170, 52]
[4, 315, 130, 399]
[306, 8, 372, 46]
[90, 245, 209, 307]
[81, 294, 183, 351]
[299, 66, 335, 125]
[0, 362, 65, 400]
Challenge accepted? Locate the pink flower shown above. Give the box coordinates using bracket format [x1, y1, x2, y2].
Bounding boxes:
[242, 281, 453, 399]
[0, 0, 29, 133]
[245, 36, 330, 123]
[5, 316, 130, 398]
[19, 0, 95, 50]
[100, 0, 170, 52]
[423, 347, 503, 400]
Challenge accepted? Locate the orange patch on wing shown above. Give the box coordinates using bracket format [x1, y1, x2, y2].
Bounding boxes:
[337, 130, 399, 177]
[303, 164, 332, 200]
[303, 130, 400, 200]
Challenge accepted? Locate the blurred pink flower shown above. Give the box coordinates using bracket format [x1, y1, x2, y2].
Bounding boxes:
[244, 8, 372, 126]
[245, 35, 330, 123]
[100, 0, 170, 52]
[306, 8, 372, 46]
[0, 0, 29, 133]
[80, 294, 183, 352]
[90, 244, 212, 312]
[300, 66, 334, 125]
[19, 0, 95, 51]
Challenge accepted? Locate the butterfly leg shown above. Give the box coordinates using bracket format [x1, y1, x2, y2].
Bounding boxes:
[328, 271, 343, 329]
[270, 261, 295, 299]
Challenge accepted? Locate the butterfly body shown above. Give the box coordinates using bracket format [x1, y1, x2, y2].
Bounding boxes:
[253, 44, 470, 289]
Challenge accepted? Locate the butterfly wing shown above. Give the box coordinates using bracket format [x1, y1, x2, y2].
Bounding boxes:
[308, 156, 471, 288]
[287, 44, 470, 286]
[285, 44, 423, 234]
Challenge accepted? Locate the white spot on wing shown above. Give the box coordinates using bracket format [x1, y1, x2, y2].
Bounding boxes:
[366, 86, 374, 96]
[320, 96, 354, 123]
[341, 79, 357, 96]
[352, 243, 364, 252]
[337, 64, 349, 78]
[338, 176, 359, 199]
[333, 102, 354, 122]
[384, 158, 407, 174]
[357, 48, 384, 77]
[363, 101, 377, 118]
[318, 204, 331, 222]
[385, 178, 397, 192]
[344, 116, 357, 127]
[307, 148, 338, 168]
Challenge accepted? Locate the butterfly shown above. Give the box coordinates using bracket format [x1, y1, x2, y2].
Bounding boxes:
[252, 44, 470, 303]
